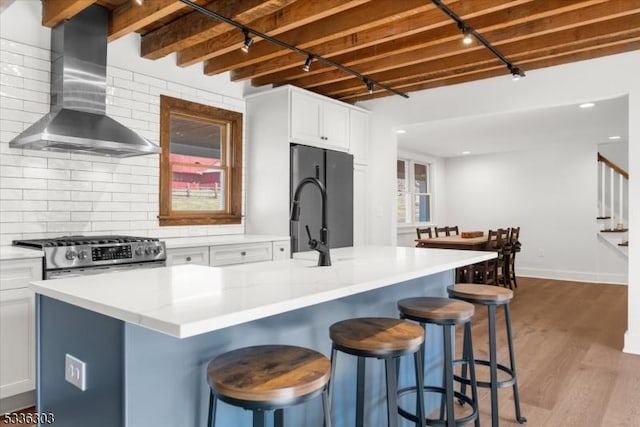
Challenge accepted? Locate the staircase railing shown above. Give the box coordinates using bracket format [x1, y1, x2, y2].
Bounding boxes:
[598, 153, 628, 231]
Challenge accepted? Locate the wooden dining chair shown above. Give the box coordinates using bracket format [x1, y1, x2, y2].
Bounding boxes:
[473, 229, 507, 285]
[416, 227, 432, 240]
[448, 225, 460, 236]
[434, 226, 449, 237]
[506, 226, 521, 289]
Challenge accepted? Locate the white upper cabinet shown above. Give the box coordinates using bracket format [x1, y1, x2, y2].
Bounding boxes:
[349, 109, 369, 165]
[291, 90, 350, 152]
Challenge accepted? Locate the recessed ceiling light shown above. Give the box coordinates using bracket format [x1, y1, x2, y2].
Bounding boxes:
[608, 135, 621, 140]
[462, 151, 471, 155]
[579, 102, 595, 109]
[396, 129, 406, 134]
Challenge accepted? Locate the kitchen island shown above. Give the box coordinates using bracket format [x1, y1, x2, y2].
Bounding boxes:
[30, 246, 494, 427]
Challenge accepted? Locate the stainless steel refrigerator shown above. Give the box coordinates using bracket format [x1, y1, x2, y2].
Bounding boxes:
[290, 144, 353, 253]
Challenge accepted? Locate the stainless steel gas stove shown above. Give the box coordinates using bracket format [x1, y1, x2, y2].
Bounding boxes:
[13, 235, 166, 279]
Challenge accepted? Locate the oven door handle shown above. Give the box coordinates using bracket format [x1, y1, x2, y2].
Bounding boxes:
[45, 261, 166, 280]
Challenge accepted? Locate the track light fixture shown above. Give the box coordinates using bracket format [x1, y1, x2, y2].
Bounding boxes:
[432, 0, 525, 81]
[177, 0, 407, 98]
[240, 29, 254, 53]
[134, 0, 144, 5]
[365, 79, 374, 94]
[302, 55, 313, 72]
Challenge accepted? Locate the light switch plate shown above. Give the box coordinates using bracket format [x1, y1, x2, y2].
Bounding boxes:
[65, 354, 87, 391]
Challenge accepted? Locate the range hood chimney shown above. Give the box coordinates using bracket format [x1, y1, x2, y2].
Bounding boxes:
[9, 5, 160, 157]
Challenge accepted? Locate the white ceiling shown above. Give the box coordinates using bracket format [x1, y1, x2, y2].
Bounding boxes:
[396, 95, 629, 158]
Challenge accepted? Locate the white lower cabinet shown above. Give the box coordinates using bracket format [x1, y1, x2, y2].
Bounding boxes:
[210, 242, 273, 266]
[0, 259, 40, 401]
[272, 240, 291, 260]
[165, 246, 210, 266]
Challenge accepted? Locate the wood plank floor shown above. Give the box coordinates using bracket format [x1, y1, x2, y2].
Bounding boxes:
[8, 277, 640, 426]
[459, 277, 640, 427]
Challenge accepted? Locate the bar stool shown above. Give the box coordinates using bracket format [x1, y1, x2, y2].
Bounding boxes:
[206, 345, 332, 427]
[397, 297, 479, 427]
[447, 284, 527, 426]
[329, 317, 426, 427]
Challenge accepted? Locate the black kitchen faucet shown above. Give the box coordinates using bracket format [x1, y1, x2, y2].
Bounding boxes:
[290, 177, 331, 267]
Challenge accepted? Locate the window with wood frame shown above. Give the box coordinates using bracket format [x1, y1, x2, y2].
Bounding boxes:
[159, 95, 243, 226]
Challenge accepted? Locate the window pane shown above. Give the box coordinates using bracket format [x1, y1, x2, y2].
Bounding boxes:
[414, 194, 430, 222]
[397, 160, 407, 192]
[414, 163, 427, 193]
[397, 192, 407, 223]
[170, 115, 225, 212]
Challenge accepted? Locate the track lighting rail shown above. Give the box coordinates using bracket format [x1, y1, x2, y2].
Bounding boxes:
[178, 0, 409, 99]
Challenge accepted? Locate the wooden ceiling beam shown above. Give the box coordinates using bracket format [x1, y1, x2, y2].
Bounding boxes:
[282, 0, 640, 91]
[251, 0, 605, 86]
[109, 0, 204, 43]
[202, 0, 434, 75]
[176, 0, 370, 67]
[140, 0, 294, 60]
[41, 0, 95, 27]
[339, 37, 640, 102]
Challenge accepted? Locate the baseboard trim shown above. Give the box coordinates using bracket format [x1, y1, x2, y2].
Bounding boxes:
[518, 267, 627, 285]
[623, 331, 640, 355]
[0, 390, 35, 414]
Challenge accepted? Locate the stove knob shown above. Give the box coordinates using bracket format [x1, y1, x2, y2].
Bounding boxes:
[135, 246, 145, 257]
[152, 245, 162, 255]
[145, 246, 153, 255]
[78, 250, 88, 260]
[65, 250, 77, 260]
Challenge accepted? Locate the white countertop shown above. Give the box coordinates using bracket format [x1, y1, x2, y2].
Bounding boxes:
[0, 246, 44, 260]
[163, 234, 289, 249]
[29, 246, 495, 338]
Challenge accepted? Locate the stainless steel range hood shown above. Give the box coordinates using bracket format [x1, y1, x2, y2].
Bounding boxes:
[9, 5, 160, 157]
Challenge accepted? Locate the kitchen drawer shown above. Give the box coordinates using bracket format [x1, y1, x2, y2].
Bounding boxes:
[0, 259, 41, 291]
[272, 240, 290, 260]
[209, 242, 273, 266]
[165, 246, 209, 266]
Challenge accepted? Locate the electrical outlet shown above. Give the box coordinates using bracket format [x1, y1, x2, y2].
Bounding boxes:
[538, 248, 545, 258]
[65, 354, 87, 391]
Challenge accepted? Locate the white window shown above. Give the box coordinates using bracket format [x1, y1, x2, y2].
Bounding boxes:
[397, 159, 431, 224]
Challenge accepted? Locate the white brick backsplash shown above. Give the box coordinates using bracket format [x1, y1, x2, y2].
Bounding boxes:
[71, 212, 110, 222]
[47, 158, 92, 171]
[48, 222, 90, 233]
[93, 201, 130, 211]
[24, 211, 70, 222]
[23, 56, 49, 71]
[1, 96, 23, 110]
[71, 170, 113, 182]
[23, 167, 71, 180]
[2, 200, 47, 211]
[23, 189, 70, 200]
[0, 211, 22, 222]
[1, 177, 47, 189]
[0, 165, 21, 177]
[48, 201, 92, 211]
[48, 180, 92, 191]
[0, 188, 21, 199]
[23, 100, 49, 114]
[1, 37, 246, 241]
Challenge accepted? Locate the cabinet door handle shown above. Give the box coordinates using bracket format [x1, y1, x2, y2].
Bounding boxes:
[241, 251, 247, 256]
[186, 256, 192, 262]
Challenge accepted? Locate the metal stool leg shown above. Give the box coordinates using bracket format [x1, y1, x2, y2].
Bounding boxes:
[464, 322, 480, 427]
[207, 391, 217, 427]
[356, 356, 366, 427]
[252, 410, 266, 427]
[443, 325, 455, 427]
[274, 409, 284, 427]
[505, 304, 527, 424]
[322, 388, 333, 427]
[413, 348, 426, 427]
[328, 346, 338, 405]
[385, 358, 399, 427]
[488, 305, 499, 427]
[459, 322, 469, 401]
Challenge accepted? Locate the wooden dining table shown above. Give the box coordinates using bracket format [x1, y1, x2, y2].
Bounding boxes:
[415, 235, 489, 250]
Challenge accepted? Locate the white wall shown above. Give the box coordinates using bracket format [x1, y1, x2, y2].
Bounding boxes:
[0, 1, 247, 245]
[359, 49, 640, 353]
[443, 143, 626, 284]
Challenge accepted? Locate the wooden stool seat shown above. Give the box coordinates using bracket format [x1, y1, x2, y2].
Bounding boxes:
[448, 284, 513, 305]
[329, 317, 424, 354]
[207, 345, 330, 404]
[398, 297, 474, 324]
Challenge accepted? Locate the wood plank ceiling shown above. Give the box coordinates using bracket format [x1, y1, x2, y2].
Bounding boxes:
[41, 0, 640, 103]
